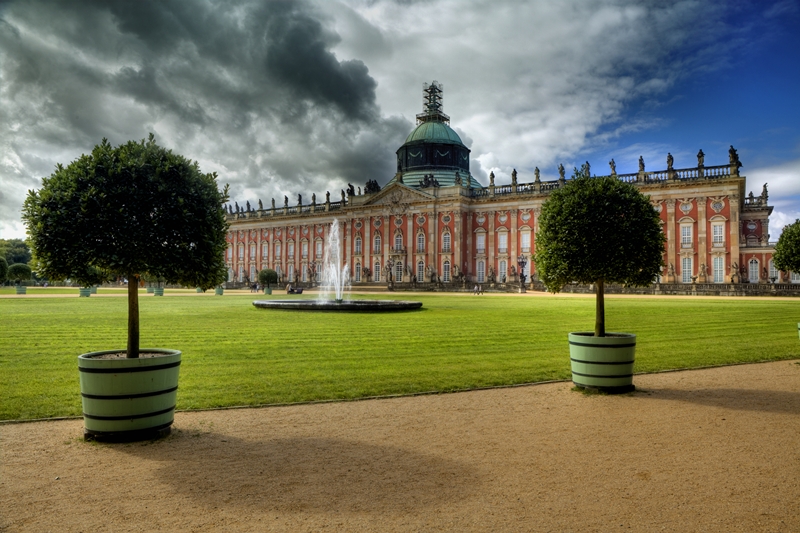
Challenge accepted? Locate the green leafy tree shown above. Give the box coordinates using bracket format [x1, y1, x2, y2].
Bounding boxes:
[7, 263, 32, 285]
[258, 268, 278, 289]
[0, 256, 8, 285]
[534, 169, 665, 336]
[0, 239, 32, 265]
[772, 219, 800, 275]
[22, 134, 229, 358]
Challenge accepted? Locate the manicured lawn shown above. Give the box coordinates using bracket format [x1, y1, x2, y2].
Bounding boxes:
[1, 292, 798, 420]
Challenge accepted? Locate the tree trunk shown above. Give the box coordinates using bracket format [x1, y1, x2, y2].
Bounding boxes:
[127, 274, 140, 358]
[595, 279, 605, 337]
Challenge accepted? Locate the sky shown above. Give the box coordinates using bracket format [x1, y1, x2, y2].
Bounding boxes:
[1, 0, 799, 240]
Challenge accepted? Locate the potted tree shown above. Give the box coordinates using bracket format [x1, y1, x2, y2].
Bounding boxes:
[22, 134, 228, 441]
[534, 168, 665, 392]
[8, 263, 32, 294]
[771, 219, 800, 338]
[259, 268, 278, 295]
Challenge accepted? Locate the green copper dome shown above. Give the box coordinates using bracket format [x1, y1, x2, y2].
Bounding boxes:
[404, 121, 464, 145]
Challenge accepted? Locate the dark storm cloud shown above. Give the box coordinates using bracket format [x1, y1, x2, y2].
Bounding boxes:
[0, 0, 408, 236]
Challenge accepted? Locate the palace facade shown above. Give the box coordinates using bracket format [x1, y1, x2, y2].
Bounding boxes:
[224, 82, 780, 289]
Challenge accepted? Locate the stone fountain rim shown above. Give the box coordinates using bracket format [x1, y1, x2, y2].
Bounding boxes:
[252, 299, 423, 311]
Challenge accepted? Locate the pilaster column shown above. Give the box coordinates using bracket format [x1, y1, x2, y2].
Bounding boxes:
[729, 195, 740, 282]
[665, 199, 676, 282]
[697, 196, 707, 281]
[510, 209, 518, 274]
[488, 210, 496, 276]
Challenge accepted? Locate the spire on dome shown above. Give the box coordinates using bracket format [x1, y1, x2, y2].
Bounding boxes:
[416, 81, 450, 125]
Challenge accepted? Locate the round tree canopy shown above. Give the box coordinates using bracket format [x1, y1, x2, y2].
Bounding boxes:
[535, 173, 665, 292]
[22, 135, 229, 290]
[7, 263, 32, 282]
[258, 268, 278, 287]
[772, 219, 800, 274]
[0, 257, 7, 284]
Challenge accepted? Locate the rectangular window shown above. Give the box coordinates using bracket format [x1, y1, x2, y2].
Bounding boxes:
[681, 257, 692, 283]
[442, 233, 451, 253]
[262, 244, 268, 259]
[521, 232, 531, 253]
[374, 235, 381, 254]
[791, 271, 800, 284]
[769, 260, 778, 281]
[302, 265, 307, 282]
[395, 262, 403, 282]
[477, 261, 485, 283]
[443, 261, 451, 282]
[355, 263, 361, 282]
[238, 246, 244, 259]
[395, 234, 404, 252]
[681, 225, 692, 248]
[316, 241, 323, 257]
[374, 262, 381, 283]
[713, 256, 724, 283]
[712, 224, 724, 245]
[354, 238, 362, 255]
[302, 242, 308, 258]
[417, 233, 425, 253]
[476, 234, 486, 254]
[498, 233, 508, 254]
[417, 261, 425, 282]
[288, 243, 294, 258]
[749, 259, 759, 283]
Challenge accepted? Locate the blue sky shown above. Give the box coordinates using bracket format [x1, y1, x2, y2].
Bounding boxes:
[1, 0, 798, 239]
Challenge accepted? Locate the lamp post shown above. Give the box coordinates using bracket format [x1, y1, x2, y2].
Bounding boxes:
[517, 254, 527, 293]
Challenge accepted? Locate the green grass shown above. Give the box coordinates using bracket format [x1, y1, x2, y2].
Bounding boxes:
[1, 292, 798, 421]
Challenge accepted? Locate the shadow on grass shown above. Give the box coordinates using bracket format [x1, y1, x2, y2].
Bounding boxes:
[638, 388, 800, 414]
[117, 429, 480, 513]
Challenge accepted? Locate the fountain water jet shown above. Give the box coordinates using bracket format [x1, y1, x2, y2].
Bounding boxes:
[253, 219, 422, 312]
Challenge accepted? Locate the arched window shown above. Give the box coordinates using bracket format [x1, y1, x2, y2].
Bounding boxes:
[442, 232, 451, 253]
[374, 261, 381, 283]
[238, 245, 244, 259]
[250, 264, 257, 281]
[315, 262, 322, 282]
[394, 232, 403, 252]
[249, 244, 256, 258]
[355, 263, 361, 282]
[355, 236, 362, 255]
[417, 260, 425, 282]
[681, 257, 692, 283]
[275, 242, 281, 258]
[238, 265, 244, 282]
[301, 241, 308, 258]
[374, 234, 382, 254]
[287, 264, 294, 282]
[477, 261, 486, 283]
[499, 260, 507, 283]
[262, 244, 268, 259]
[749, 259, 759, 283]
[417, 233, 425, 253]
[287, 241, 295, 259]
[395, 262, 403, 282]
[443, 260, 451, 282]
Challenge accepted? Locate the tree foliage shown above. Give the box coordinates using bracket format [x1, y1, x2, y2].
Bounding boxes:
[22, 135, 229, 357]
[0, 239, 31, 265]
[772, 219, 800, 274]
[7, 263, 32, 283]
[0, 257, 8, 284]
[258, 268, 278, 288]
[534, 170, 665, 336]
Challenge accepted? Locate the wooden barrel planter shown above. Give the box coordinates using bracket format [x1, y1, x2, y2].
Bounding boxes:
[215, 287, 224, 296]
[15, 285, 26, 295]
[264, 287, 272, 295]
[568, 332, 636, 393]
[78, 349, 181, 441]
[79, 288, 91, 297]
[153, 287, 164, 296]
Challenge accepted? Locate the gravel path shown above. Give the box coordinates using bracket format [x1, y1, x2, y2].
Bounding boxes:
[2, 360, 799, 532]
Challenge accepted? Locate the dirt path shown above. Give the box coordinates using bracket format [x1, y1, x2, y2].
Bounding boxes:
[2, 361, 799, 532]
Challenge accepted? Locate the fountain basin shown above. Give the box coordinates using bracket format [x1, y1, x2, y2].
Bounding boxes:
[253, 299, 422, 311]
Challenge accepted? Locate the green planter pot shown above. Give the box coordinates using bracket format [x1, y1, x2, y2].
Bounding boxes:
[90, 286, 97, 294]
[196, 287, 203, 293]
[146, 287, 154, 293]
[15, 285, 26, 295]
[79, 287, 91, 297]
[264, 287, 272, 295]
[153, 287, 164, 296]
[78, 349, 181, 441]
[568, 332, 636, 393]
[215, 287, 224, 296]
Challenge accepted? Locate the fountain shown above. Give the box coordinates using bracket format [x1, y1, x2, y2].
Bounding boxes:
[253, 219, 422, 311]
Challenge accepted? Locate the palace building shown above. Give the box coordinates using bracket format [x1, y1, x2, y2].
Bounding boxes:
[224, 82, 780, 290]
